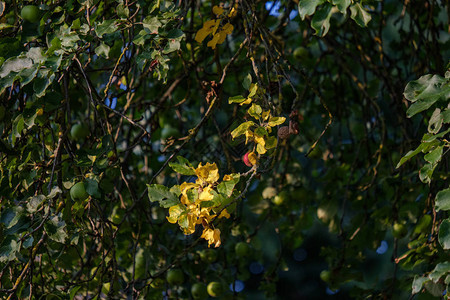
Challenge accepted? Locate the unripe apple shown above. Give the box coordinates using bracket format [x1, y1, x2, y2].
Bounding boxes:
[191, 283, 208, 299]
[320, 270, 331, 282]
[70, 182, 88, 201]
[235, 241, 250, 257]
[198, 249, 218, 263]
[21, 5, 40, 23]
[207, 281, 223, 297]
[166, 269, 184, 285]
[393, 222, 407, 238]
[71, 123, 89, 140]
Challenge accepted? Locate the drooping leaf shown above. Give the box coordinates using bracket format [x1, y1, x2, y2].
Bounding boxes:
[298, 0, 325, 20]
[349, 3, 372, 27]
[435, 188, 450, 212]
[311, 3, 333, 37]
[332, 0, 351, 13]
[438, 218, 450, 249]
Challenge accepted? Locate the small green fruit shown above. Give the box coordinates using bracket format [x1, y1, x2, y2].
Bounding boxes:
[199, 249, 218, 263]
[293, 47, 308, 60]
[207, 281, 223, 297]
[71, 123, 89, 140]
[393, 223, 407, 238]
[320, 270, 331, 283]
[272, 190, 288, 206]
[166, 269, 184, 285]
[235, 242, 250, 257]
[191, 283, 208, 299]
[21, 5, 40, 23]
[70, 182, 88, 201]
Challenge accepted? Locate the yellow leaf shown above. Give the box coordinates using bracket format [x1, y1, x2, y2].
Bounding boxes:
[167, 204, 184, 223]
[195, 19, 216, 43]
[222, 23, 234, 34]
[239, 98, 252, 106]
[201, 227, 222, 247]
[228, 6, 238, 18]
[212, 5, 224, 15]
[248, 151, 258, 165]
[211, 19, 221, 36]
[218, 209, 230, 219]
[195, 162, 220, 184]
[268, 116, 286, 127]
[199, 186, 214, 201]
[207, 33, 221, 49]
[262, 110, 270, 121]
[244, 129, 253, 144]
[256, 143, 266, 154]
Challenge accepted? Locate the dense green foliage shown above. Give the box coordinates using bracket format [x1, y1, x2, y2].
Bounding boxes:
[0, 0, 449, 299]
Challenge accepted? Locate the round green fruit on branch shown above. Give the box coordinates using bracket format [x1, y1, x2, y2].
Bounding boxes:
[20, 5, 40, 23]
[198, 249, 218, 263]
[191, 283, 208, 299]
[70, 182, 88, 201]
[207, 281, 223, 297]
[392, 222, 407, 238]
[272, 190, 289, 206]
[235, 241, 250, 257]
[166, 269, 184, 285]
[70, 123, 90, 141]
[320, 270, 331, 283]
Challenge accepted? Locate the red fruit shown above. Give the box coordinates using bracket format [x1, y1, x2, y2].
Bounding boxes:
[242, 152, 252, 167]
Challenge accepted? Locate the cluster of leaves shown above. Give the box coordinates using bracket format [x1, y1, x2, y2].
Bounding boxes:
[397, 69, 450, 296]
[194, 5, 236, 49]
[229, 79, 285, 155]
[148, 157, 240, 247]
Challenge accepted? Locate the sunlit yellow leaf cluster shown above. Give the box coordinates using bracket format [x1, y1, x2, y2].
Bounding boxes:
[195, 6, 235, 49]
[229, 83, 286, 155]
[166, 162, 239, 247]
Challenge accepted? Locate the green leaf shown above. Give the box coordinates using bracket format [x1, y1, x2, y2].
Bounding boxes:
[217, 173, 240, 197]
[168, 156, 195, 175]
[442, 108, 450, 123]
[412, 275, 429, 294]
[248, 104, 262, 119]
[298, 0, 325, 20]
[117, 3, 130, 18]
[349, 3, 372, 27]
[228, 95, 246, 104]
[143, 16, 162, 33]
[404, 74, 450, 117]
[45, 215, 68, 244]
[436, 188, 450, 212]
[311, 3, 333, 37]
[423, 145, 443, 164]
[332, 0, 351, 13]
[85, 178, 101, 198]
[396, 143, 427, 168]
[95, 42, 110, 59]
[429, 262, 450, 282]
[163, 39, 181, 54]
[27, 195, 46, 213]
[254, 126, 268, 137]
[438, 218, 450, 249]
[70, 286, 82, 300]
[419, 162, 435, 184]
[147, 184, 180, 208]
[0, 237, 19, 262]
[231, 121, 254, 139]
[243, 74, 252, 90]
[428, 108, 443, 134]
[265, 136, 277, 149]
[95, 20, 117, 37]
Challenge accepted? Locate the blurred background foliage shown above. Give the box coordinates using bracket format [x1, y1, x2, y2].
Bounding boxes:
[0, 0, 449, 299]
